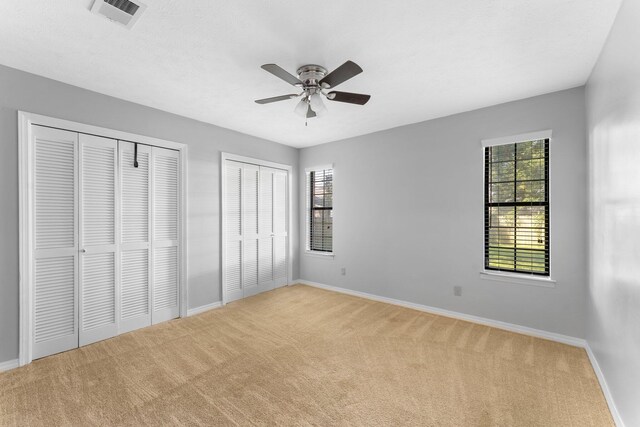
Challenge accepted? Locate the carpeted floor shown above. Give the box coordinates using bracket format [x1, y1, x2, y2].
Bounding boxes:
[0, 284, 612, 426]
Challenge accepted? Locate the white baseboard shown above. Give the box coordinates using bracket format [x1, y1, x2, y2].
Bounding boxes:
[585, 344, 625, 427]
[0, 358, 19, 373]
[187, 301, 222, 316]
[297, 280, 586, 347]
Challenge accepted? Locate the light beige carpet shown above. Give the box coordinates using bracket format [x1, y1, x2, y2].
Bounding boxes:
[0, 284, 612, 426]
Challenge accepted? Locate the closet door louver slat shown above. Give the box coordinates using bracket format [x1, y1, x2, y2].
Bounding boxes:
[32, 126, 79, 360]
[34, 259, 75, 342]
[154, 152, 179, 241]
[81, 253, 116, 330]
[121, 249, 149, 319]
[122, 146, 150, 243]
[153, 246, 178, 311]
[35, 138, 76, 250]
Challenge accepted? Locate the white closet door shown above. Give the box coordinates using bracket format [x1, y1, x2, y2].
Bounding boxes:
[242, 163, 260, 297]
[32, 126, 79, 360]
[151, 147, 180, 324]
[258, 167, 275, 292]
[223, 160, 289, 303]
[224, 161, 243, 303]
[273, 169, 289, 287]
[79, 134, 119, 346]
[119, 142, 152, 333]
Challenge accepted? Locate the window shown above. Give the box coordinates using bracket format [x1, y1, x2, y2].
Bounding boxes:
[306, 167, 333, 253]
[484, 138, 549, 276]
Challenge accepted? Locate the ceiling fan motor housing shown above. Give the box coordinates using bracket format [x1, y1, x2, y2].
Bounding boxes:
[296, 65, 328, 89]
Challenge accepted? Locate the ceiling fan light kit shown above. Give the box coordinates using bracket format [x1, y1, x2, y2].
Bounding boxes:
[309, 93, 327, 116]
[294, 98, 309, 117]
[255, 61, 371, 123]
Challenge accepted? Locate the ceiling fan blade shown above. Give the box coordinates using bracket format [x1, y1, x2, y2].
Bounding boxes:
[261, 64, 302, 86]
[255, 94, 298, 104]
[319, 61, 363, 89]
[327, 91, 371, 105]
[306, 105, 316, 118]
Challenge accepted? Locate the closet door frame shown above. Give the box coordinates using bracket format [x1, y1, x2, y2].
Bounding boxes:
[221, 152, 293, 305]
[18, 111, 188, 367]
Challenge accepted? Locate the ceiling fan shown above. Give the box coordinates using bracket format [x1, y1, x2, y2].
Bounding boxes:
[255, 61, 371, 122]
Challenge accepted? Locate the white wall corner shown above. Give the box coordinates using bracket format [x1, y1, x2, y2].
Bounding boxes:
[187, 301, 223, 317]
[0, 359, 20, 373]
[585, 344, 625, 427]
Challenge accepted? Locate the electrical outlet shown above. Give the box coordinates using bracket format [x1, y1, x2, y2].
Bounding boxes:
[454, 286, 462, 296]
[341, 267, 346, 276]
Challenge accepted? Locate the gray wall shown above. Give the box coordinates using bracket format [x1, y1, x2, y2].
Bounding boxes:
[299, 87, 588, 338]
[0, 64, 299, 364]
[586, 0, 640, 424]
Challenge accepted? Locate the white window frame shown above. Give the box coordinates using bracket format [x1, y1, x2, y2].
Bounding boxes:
[18, 111, 189, 366]
[305, 164, 334, 257]
[480, 130, 556, 287]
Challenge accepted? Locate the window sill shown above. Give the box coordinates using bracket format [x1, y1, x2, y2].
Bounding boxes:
[305, 251, 334, 259]
[479, 271, 556, 288]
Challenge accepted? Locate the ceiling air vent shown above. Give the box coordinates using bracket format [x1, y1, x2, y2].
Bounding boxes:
[91, 0, 147, 29]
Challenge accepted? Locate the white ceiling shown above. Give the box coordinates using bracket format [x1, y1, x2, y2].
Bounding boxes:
[0, 0, 622, 148]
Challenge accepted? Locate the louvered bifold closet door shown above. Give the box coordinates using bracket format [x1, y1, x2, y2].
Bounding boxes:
[32, 126, 79, 360]
[119, 142, 152, 333]
[224, 161, 243, 303]
[151, 147, 180, 324]
[273, 169, 288, 287]
[79, 134, 119, 346]
[257, 167, 275, 292]
[242, 163, 260, 297]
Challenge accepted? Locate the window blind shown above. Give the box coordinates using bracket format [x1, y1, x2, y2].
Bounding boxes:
[484, 139, 549, 275]
[307, 168, 333, 252]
